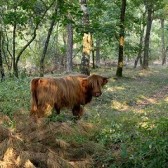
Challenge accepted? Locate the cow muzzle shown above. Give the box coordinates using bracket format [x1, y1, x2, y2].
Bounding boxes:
[94, 92, 102, 97]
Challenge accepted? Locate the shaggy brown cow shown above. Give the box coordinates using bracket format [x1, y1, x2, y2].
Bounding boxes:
[30, 74, 108, 119]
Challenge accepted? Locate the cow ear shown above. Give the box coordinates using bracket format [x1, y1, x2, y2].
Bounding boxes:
[103, 77, 108, 85]
[81, 79, 88, 87]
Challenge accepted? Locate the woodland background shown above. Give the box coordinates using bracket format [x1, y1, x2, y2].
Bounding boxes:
[0, 0, 168, 78]
[0, 0, 168, 168]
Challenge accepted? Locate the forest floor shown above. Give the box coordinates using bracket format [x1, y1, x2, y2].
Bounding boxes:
[0, 65, 168, 168]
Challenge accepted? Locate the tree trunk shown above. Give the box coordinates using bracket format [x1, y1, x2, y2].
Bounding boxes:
[3, 29, 13, 73]
[80, 0, 92, 75]
[143, 3, 153, 69]
[66, 23, 73, 73]
[95, 38, 100, 67]
[134, 16, 145, 68]
[161, 18, 166, 65]
[92, 48, 95, 69]
[116, 0, 126, 77]
[134, 53, 143, 69]
[40, 4, 58, 77]
[39, 20, 56, 77]
[12, 18, 17, 77]
[0, 30, 5, 81]
[62, 30, 67, 67]
[91, 34, 95, 69]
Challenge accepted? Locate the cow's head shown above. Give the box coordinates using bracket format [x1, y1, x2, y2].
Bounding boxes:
[82, 74, 108, 97]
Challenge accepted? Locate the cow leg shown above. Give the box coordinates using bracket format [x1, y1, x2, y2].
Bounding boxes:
[54, 104, 60, 115]
[30, 105, 47, 122]
[36, 104, 46, 118]
[72, 105, 84, 119]
[31, 102, 53, 119]
[30, 106, 39, 122]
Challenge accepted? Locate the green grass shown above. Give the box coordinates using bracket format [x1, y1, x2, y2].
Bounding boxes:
[0, 77, 31, 117]
[90, 66, 168, 167]
[0, 66, 168, 167]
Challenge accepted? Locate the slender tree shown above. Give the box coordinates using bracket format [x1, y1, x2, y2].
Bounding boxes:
[116, 0, 127, 77]
[0, 30, 5, 81]
[66, 21, 73, 73]
[161, 18, 166, 65]
[142, 1, 153, 69]
[2, 30, 12, 73]
[0, 5, 5, 81]
[134, 11, 146, 68]
[40, 2, 58, 77]
[95, 38, 100, 67]
[80, 0, 92, 75]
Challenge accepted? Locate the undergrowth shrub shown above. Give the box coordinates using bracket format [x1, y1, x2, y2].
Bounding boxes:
[0, 77, 30, 117]
[127, 118, 168, 168]
[94, 117, 168, 168]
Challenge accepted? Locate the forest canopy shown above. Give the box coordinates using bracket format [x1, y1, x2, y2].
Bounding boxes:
[0, 0, 168, 78]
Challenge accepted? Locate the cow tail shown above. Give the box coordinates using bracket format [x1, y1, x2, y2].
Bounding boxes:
[30, 78, 39, 116]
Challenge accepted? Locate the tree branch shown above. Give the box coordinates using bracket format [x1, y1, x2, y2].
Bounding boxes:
[16, 0, 55, 65]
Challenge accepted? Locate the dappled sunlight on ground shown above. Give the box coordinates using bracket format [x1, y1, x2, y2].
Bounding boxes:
[111, 100, 129, 111]
[107, 86, 125, 92]
[132, 108, 145, 114]
[137, 97, 158, 105]
[138, 69, 157, 77]
[164, 96, 168, 102]
[138, 120, 155, 130]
